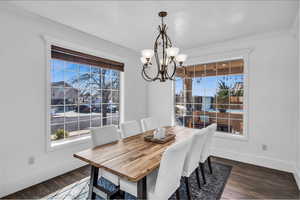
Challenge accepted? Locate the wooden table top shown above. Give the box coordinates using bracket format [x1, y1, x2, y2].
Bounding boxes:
[74, 126, 195, 182]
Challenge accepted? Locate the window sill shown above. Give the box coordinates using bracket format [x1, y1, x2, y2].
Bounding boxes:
[47, 135, 91, 152]
[214, 131, 248, 141]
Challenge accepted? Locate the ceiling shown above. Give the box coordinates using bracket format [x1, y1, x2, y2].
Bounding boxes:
[10, 1, 299, 52]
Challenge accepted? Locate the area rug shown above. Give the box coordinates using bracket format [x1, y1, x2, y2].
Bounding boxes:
[45, 162, 231, 200]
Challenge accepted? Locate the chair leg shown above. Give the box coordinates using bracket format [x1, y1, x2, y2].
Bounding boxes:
[208, 156, 213, 174]
[118, 190, 125, 199]
[195, 168, 201, 189]
[199, 162, 206, 185]
[184, 177, 192, 200]
[176, 188, 180, 200]
[120, 190, 125, 197]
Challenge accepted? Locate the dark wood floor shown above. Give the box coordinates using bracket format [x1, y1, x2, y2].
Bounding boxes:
[3, 157, 300, 199]
[214, 157, 300, 199]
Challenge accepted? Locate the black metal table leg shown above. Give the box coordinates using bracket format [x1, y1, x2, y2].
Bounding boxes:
[137, 176, 147, 199]
[199, 162, 206, 184]
[176, 188, 180, 200]
[195, 168, 201, 189]
[208, 156, 213, 174]
[184, 177, 191, 200]
[88, 165, 99, 200]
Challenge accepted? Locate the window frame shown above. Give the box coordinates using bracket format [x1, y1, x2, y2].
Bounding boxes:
[43, 35, 124, 152]
[172, 48, 252, 141]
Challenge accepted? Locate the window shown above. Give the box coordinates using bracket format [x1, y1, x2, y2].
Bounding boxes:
[174, 59, 244, 135]
[49, 45, 123, 144]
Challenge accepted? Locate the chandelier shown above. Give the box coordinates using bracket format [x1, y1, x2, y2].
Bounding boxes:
[140, 11, 187, 82]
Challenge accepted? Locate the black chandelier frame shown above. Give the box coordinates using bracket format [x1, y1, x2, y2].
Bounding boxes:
[141, 11, 182, 82]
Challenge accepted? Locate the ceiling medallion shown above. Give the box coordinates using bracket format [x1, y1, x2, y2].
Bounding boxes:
[140, 11, 187, 82]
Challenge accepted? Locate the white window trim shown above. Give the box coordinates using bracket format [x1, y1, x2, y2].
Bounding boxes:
[172, 48, 253, 141]
[42, 35, 124, 152]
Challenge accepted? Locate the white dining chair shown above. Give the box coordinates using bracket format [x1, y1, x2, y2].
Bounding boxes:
[120, 137, 193, 200]
[120, 120, 142, 138]
[182, 127, 209, 199]
[141, 117, 159, 132]
[90, 125, 122, 198]
[199, 123, 217, 184]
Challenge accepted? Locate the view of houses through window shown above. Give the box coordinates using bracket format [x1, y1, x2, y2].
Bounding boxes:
[175, 59, 244, 135]
[50, 59, 120, 142]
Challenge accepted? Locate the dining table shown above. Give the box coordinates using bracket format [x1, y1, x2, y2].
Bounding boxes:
[73, 126, 195, 199]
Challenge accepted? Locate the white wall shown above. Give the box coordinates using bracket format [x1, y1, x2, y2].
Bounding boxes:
[0, 5, 147, 197]
[148, 30, 298, 173]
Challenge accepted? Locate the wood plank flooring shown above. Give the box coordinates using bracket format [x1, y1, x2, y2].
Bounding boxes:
[3, 157, 300, 199]
[214, 157, 300, 199]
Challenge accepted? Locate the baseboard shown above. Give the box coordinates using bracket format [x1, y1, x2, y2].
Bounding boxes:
[212, 147, 295, 173]
[293, 169, 300, 190]
[1, 159, 86, 198]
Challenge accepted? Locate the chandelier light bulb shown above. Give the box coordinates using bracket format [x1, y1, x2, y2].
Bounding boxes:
[159, 58, 163, 65]
[141, 49, 154, 59]
[140, 57, 148, 64]
[159, 57, 170, 65]
[176, 54, 188, 62]
[166, 47, 179, 57]
[166, 57, 171, 64]
[159, 58, 164, 65]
